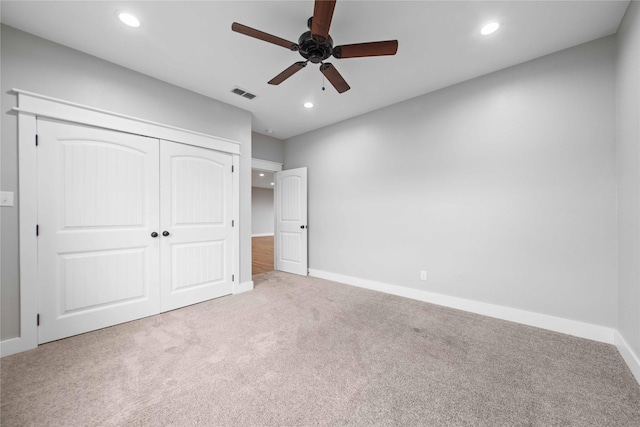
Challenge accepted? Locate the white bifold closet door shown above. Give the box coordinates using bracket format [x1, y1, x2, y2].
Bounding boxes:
[37, 119, 233, 344]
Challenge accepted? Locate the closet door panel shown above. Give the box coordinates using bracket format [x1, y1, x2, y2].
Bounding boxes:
[159, 141, 234, 311]
[37, 119, 161, 344]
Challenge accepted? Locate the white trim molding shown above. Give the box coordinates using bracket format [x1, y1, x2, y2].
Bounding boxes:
[2, 111, 39, 357]
[234, 281, 254, 294]
[12, 89, 241, 154]
[0, 337, 28, 358]
[615, 331, 640, 385]
[309, 269, 616, 345]
[251, 158, 283, 172]
[232, 154, 241, 303]
[252, 233, 274, 237]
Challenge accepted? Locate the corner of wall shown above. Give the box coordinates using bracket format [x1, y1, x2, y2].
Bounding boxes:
[234, 281, 254, 294]
[615, 331, 640, 385]
[615, 0, 640, 367]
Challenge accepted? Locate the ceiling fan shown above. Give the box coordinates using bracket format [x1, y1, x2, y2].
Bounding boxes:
[231, 0, 398, 94]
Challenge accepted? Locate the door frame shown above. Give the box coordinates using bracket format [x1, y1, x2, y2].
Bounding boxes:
[4, 89, 242, 356]
[251, 158, 283, 174]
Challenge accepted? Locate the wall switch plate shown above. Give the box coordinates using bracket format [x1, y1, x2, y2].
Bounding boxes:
[0, 191, 14, 207]
[420, 270, 427, 281]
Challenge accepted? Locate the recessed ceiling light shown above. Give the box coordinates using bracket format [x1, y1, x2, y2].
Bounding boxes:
[259, 173, 264, 177]
[481, 22, 500, 35]
[270, 182, 275, 186]
[119, 12, 141, 28]
[304, 102, 314, 109]
[265, 129, 274, 134]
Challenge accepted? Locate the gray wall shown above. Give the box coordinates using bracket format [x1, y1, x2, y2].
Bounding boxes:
[0, 25, 252, 340]
[252, 132, 284, 164]
[252, 188, 274, 236]
[616, 2, 640, 357]
[284, 37, 618, 328]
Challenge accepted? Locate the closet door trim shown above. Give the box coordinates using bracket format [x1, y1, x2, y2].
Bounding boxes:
[5, 89, 241, 357]
[12, 89, 241, 154]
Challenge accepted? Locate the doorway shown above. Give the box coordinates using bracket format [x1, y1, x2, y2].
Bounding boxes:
[251, 159, 282, 276]
[251, 160, 308, 277]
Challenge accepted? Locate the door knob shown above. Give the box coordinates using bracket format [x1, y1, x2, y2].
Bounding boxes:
[151, 232, 158, 238]
[162, 231, 170, 237]
[300, 225, 306, 229]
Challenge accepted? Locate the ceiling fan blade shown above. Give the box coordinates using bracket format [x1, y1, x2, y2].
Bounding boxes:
[268, 62, 308, 85]
[311, 0, 336, 43]
[320, 63, 350, 93]
[232, 22, 299, 51]
[333, 40, 399, 59]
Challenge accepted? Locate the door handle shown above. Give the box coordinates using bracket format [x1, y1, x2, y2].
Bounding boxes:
[151, 232, 158, 238]
[300, 225, 307, 229]
[162, 231, 170, 237]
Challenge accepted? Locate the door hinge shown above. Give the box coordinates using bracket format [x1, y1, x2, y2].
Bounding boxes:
[36, 224, 39, 236]
[37, 313, 40, 326]
[35, 134, 39, 146]
[232, 220, 235, 227]
[232, 274, 235, 282]
[231, 165, 234, 173]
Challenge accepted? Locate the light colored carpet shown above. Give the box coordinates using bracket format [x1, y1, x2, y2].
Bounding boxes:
[2, 271, 640, 426]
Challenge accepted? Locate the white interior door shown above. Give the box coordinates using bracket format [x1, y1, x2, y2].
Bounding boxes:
[37, 119, 160, 344]
[159, 141, 234, 311]
[275, 167, 308, 276]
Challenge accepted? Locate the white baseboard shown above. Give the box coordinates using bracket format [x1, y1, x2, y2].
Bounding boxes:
[251, 233, 274, 237]
[615, 331, 640, 385]
[309, 269, 615, 345]
[1, 336, 36, 357]
[234, 280, 254, 294]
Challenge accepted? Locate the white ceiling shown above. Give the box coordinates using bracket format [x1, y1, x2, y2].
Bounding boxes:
[252, 169, 275, 189]
[1, 1, 629, 140]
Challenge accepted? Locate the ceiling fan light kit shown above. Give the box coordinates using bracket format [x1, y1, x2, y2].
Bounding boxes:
[232, 0, 398, 94]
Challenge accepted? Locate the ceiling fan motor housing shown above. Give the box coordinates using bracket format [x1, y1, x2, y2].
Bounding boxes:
[298, 30, 333, 63]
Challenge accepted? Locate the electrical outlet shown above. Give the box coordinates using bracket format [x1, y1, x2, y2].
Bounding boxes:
[420, 270, 427, 281]
[0, 191, 14, 207]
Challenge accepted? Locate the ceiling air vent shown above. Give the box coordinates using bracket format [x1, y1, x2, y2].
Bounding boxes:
[231, 87, 257, 100]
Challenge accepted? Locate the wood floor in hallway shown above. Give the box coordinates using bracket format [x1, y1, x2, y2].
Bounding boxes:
[252, 235, 274, 275]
